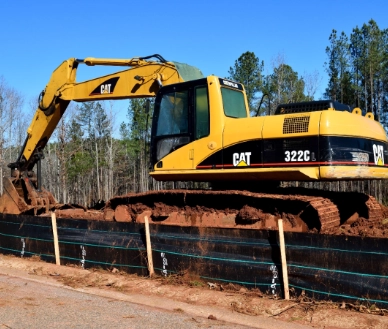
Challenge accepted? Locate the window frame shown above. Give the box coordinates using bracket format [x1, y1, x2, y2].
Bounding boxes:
[220, 87, 248, 118]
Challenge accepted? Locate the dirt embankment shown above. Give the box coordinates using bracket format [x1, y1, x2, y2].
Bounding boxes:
[0, 254, 387, 329]
[50, 189, 388, 239]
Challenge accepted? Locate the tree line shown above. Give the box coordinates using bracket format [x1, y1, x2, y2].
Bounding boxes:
[0, 19, 387, 206]
[228, 51, 320, 116]
[324, 19, 388, 123]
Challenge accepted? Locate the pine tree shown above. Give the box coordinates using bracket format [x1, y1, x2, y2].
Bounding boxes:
[228, 51, 264, 111]
[324, 30, 351, 103]
[127, 99, 153, 192]
[269, 64, 307, 105]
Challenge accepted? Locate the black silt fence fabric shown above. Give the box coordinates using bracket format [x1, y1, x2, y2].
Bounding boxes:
[0, 213, 387, 306]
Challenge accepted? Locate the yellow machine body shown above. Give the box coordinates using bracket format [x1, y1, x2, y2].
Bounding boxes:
[2, 55, 388, 217]
[149, 76, 388, 182]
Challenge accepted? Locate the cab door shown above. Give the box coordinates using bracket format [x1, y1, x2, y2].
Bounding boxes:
[192, 79, 224, 172]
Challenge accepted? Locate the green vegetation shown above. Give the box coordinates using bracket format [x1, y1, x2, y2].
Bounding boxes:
[324, 20, 388, 124]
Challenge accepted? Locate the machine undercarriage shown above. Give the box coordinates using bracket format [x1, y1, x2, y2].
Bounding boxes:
[10, 187, 381, 234]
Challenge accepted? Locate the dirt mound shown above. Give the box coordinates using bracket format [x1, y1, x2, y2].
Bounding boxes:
[329, 206, 388, 238]
[39, 189, 388, 238]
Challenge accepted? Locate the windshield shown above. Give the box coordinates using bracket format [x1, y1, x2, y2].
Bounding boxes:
[221, 88, 247, 118]
[155, 91, 189, 136]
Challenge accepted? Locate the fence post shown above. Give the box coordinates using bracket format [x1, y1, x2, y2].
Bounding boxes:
[51, 212, 61, 266]
[145, 216, 155, 277]
[278, 219, 289, 299]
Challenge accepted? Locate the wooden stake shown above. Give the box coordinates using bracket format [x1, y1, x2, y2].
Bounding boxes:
[144, 216, 154, 277]
[51, 212, 61, 266]
[278, 219, 289, 300]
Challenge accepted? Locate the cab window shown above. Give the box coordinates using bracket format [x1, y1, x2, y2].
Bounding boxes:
[156, 91, 189, 136]
[195, 86, 209, 139]
[221, 88, 247, 118]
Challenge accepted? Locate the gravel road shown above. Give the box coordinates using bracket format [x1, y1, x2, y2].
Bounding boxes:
[0, 273, 254, 329]
[0, 260, 318, 329]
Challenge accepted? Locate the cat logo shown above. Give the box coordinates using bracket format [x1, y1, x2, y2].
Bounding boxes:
[233, 152, 251, 167]
[100, 84, 111, 94]
[89, 77, 119, 96]
[373, 144, 384, 166]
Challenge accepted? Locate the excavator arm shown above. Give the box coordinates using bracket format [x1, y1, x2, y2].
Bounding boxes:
[2, 55, 203, 214]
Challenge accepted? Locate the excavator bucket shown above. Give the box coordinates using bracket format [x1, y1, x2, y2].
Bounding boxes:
[0, 177, 27, 214]
[0, 176, 57, 215]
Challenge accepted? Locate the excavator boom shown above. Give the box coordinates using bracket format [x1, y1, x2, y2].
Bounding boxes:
[20, 55, 202, 171]
[1, 55, 203, 215]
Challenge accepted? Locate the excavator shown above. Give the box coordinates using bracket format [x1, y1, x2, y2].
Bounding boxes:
[0, 54, 387, 233]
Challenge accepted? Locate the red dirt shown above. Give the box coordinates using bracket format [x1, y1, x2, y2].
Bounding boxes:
[37, 189, 388, 238]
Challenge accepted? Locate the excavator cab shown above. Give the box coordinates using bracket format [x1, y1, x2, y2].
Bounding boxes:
[150, 76, 250, 175]
[151, 78, 210, 168]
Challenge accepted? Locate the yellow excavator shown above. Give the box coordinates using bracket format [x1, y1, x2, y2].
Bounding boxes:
[0, 54, 387, 232]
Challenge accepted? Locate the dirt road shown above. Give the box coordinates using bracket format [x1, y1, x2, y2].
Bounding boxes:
[0, 274, 259, 329]
[0, 255, 387, 329]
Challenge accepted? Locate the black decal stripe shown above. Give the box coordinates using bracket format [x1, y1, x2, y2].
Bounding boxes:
[197, 162, 387, 170]
[89, 77, 120, 96]
[199, 162, 386, 169]
[196, 136, 388, 170]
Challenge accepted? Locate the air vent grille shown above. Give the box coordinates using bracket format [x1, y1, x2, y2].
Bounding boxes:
[275, 100, 351, 115]
[283, 116, 310, 134]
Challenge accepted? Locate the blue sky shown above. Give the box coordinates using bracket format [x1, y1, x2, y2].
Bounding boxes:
[1, 0, 387, 126]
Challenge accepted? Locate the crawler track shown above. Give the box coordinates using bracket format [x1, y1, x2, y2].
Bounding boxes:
[96, 188, 383, 233]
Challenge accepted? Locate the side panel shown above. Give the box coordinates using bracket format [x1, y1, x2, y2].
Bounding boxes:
[192, 111, 388, 181]
[319, 111, 388, 179]
[262, 112, 321, 171]
[263, 137, 319, 168]
[319, 136, 388, 179]
[151, 97, 388, 182]
[197, 116, 264, 169]
[320, 110, 387, 141]
[198, 113, 321, 170]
